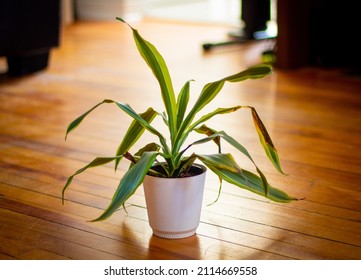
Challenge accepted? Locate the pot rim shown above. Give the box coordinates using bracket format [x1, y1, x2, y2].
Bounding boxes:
[145, 163, 207, 180]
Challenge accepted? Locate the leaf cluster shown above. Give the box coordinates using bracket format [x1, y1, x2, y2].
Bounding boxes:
[63, 18, 297, 221]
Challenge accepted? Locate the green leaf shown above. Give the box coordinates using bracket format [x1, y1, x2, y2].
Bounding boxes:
[189, 64, 271, 124]
[191, 106, 241, 129]
[200, 64, 270, 108]
[128, 142, 165, 178]
[117, 17, 177, 144]
[196, 153, 242, 173]
[65, 99, 113, 140]
[112, 101, 170, 155]
[128, 142, 161, 169]
[159, 111, 168, 126]
[92, 151, 158, 221]
[190, 129, 253, 162]
[176, 106, 241, 151]
[220, 64, 272, 83]
[172, 153, 197, 177]
[174, 64, 272, 152]
[195, 153, 291, 203]
[184, 106, 242, 147]
[65, 97, 170, 156]
[62, 155, 122, 204]
[191, 127, 270, 195]
[177, 81, 224, 141]
[250, 107, 286, 174]
[176, 80, 192, 129]
[114, 107, 158, 170]
[207, 167, 296, 203]
[208, 174, 223, 206]
[194, 124, 221, 152]
[196, 153, 244, 204]
[134, 142, 161, 157]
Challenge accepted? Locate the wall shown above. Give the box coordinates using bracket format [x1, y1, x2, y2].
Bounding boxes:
[75, 0, 148, 21]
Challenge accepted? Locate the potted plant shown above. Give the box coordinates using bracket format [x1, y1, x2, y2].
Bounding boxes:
[62, 18, 297, 239]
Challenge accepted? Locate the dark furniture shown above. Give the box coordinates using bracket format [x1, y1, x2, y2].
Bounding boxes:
[202, 0, 360, 71]
[276, 0, 361, 70]
[0, 0, 61, 76]
[202, 0, 272, 50]
[241, 0, 271, 40]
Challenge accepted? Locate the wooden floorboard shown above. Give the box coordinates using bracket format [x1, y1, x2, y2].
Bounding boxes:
[1, 19, 361, 260]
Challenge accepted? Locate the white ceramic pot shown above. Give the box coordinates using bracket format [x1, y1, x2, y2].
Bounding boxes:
[143, 164, 206, 239]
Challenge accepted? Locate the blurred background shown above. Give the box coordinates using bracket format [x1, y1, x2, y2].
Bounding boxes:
[1, 0, 360, 76]
[63, 0, 244, 24]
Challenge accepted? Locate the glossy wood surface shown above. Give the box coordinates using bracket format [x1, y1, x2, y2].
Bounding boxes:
[1, 19, 361, 260]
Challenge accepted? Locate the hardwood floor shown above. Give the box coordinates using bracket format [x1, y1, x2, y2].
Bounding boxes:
[1, 19, 361, 260]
